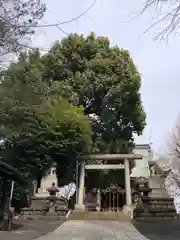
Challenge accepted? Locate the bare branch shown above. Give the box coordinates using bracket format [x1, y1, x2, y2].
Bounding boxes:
[6, 0, 97, 29]
[162, 115, 180, 171]
[0, 0, 46, 59]
[129, 0, 180, 40]
[0, 0, 97, 61]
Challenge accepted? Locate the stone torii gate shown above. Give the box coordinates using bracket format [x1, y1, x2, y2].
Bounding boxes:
[76, 154, 142, 210]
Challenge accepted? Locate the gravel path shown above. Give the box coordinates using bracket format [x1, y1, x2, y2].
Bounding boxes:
[0, 219, 64, 240]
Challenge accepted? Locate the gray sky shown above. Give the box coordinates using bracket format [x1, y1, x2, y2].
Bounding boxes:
[33, 0, 180, 151]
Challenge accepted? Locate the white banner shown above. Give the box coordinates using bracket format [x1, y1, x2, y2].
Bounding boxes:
[57, 182, 76, 200]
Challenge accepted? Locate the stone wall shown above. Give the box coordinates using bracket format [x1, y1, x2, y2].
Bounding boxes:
[133, 197, 178, 221]
[20, 196, 69, 219]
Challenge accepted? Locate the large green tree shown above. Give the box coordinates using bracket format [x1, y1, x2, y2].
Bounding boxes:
[0, 50, 92, 185]
[0, 32, 146, 194]
[41, 32, 146, 153]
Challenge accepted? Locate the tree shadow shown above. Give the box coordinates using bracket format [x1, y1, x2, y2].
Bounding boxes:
[0, 220, 23, 231]
[132, 220, 180, 240]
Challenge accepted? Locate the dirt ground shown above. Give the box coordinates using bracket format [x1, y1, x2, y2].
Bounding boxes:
[0, 219, 64, 240]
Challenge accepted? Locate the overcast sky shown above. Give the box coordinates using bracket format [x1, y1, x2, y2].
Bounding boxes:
[33, 0, 180, 152]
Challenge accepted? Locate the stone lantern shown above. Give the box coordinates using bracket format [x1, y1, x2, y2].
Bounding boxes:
[46, 182, 59, 210]
[135, 177, 151, 197]
[134, 177, 152, 216]
[47, 182, 59, 196]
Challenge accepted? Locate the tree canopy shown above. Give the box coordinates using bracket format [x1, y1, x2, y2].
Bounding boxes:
[0, 50, 92, 184]
[0, 32, 146, 190]
[41, 32, 146, 153]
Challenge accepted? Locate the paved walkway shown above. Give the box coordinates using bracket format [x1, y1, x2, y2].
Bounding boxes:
[36, 220, 149, 240]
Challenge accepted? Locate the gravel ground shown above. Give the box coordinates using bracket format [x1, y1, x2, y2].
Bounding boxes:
[0, 219, 65, 240]
[133, 220, 180, 240]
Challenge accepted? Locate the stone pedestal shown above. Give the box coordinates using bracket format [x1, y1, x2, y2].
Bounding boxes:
[123, 205, 134, 219]
[149, 175, 169, 198]
[74, 204, 85, 211]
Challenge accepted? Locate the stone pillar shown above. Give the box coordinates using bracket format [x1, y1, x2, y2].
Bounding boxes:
[76, 160, 85, 209]
[32, 180, 37, 196]
[96, 189, 101, 211]
[124, 159, 132, 206]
